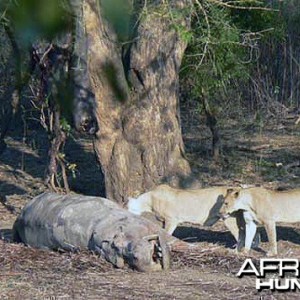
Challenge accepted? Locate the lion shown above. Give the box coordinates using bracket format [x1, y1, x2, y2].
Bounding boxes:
[221, 186, 300, 256]
[127, 184, 260, 249]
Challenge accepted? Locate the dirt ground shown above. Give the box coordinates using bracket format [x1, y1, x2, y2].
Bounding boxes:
[2, 107, 300, 299]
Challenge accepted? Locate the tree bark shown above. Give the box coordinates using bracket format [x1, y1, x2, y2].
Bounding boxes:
[81, 0, 191, 203]
[203, 97, 221, 162]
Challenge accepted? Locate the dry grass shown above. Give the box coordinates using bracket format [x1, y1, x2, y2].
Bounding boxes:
[2, 238, 300, 299]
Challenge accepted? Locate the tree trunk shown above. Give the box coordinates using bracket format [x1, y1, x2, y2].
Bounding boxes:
[202, 97, 221, 162]
[44, 103, 69, 192]
[81, 0, 191, 203]
[0, 25, 33, 155]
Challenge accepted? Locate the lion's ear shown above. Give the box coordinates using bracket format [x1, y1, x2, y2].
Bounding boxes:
[233, 191, 240, 198]
[227, 188, 234, 194]
[226, 188, 240, 198]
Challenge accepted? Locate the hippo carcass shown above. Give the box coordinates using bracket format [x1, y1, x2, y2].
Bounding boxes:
[13, 193, 171, 271]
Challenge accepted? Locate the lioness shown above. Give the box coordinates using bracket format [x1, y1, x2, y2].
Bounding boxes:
[221, 187, 300, 256]
[127, 184, 259, 248]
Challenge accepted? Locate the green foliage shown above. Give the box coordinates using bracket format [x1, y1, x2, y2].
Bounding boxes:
[100, 0, 133, 43]
[58, 152, 77, 179]
[171, 22, 193, 44]
[1, 0, 72, 45]
[167, 6, 193, 43]
[234, 1, 300, 110]
[180, 0, 290, 118]
[230, 1, 285, 41]
[60, 117, 71, 134]
[182, 3, 249, 111]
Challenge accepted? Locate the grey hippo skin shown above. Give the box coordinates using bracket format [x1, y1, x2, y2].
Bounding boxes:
[13, 193, 171, 272]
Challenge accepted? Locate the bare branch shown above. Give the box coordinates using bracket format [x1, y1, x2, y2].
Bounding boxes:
[206, 0, 279, 11]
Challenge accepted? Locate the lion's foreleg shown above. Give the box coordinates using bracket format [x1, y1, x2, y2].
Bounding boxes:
[243, 211, 258, 252]
[224, 217, 239, 241]
[244, 220, 257, 252]
[264, 221, 277, 256]
[164, 218, 178, 235]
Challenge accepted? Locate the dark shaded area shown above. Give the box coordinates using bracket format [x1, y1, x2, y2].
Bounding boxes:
[139, 211, 236, 248]
[0, 228, 13, 241]
[173, 224, 300, 252]
[0, 129, 105, 198]
[1, 147, 46, 178]
[64, 136, 105, 197]
[102, 61, 128, 103]
[0, 130, 49, 177]
[259, 225, 300, 245]
[173, 226, 236, 248]
[0, 181, 27, 196]
[0, 199, 20, 216]
[101, 0, 133, 43]
[162, 171, 202, 189]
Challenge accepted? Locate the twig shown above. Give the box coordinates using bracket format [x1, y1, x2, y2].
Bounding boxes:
[284, 161, 300, 171]
[236, 144, 271, 152]
[207, 0, 278, 11]
[0, 273, 23, 276]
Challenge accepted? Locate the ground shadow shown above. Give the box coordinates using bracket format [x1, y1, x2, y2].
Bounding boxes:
[0, 143, 46, 180]
[173, 226, 236, 248]
[1, 130, 105, 197]
[259, 226, 300, 245]
[173, 225, 300, 252]
[0, 181, 27, 196]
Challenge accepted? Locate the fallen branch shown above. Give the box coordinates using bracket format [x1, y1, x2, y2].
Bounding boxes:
[0, 273, 23, 277]
[236, 144, 271, 152]
[284, 161, 300, 171]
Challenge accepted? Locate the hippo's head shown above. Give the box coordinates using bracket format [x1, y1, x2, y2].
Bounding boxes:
[90, 230, 170, 272]
[124, 234, 170, 272]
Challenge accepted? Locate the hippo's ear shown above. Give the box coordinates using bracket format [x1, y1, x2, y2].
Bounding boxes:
[112, 232, 127, 249]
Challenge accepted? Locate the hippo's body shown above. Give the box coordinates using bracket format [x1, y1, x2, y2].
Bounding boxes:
[13, 193, 171, 271]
